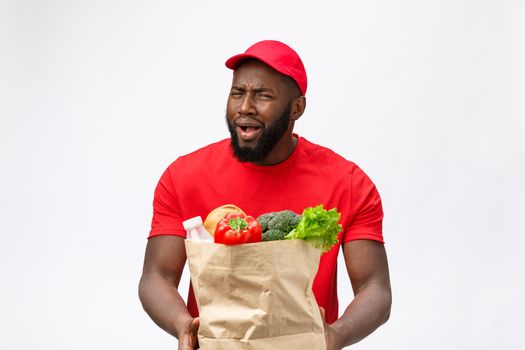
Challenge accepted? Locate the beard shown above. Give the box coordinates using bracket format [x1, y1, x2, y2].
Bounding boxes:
[227, 103, 292, 163]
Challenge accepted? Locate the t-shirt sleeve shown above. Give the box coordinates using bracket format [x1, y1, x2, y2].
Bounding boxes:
[149, 162, 186, 239]
[343, 166, 384, 244]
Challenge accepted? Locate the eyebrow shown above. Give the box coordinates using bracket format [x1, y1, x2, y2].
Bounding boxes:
[231, 85, 273, 93]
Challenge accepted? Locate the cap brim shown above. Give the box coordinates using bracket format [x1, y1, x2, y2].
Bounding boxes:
[225, 53, 261, 69]
[225, 53, 292, 79]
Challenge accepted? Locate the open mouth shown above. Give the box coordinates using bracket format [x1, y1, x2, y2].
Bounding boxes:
[239, 125, 261, 133]
[235, 119, 263, 142]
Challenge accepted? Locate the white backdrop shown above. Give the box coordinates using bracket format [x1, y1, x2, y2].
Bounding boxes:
[1, 1, 524, 349]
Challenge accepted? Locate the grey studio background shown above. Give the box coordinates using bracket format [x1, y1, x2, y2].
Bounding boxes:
[1, 1, 524, 349]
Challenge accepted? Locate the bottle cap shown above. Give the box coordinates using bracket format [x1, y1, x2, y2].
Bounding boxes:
[182, 216, 203, 230]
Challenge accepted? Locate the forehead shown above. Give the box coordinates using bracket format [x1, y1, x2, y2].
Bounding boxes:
[232, 60, 286, 88]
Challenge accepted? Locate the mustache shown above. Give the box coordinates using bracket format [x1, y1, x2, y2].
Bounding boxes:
[230, 115, 264, 127]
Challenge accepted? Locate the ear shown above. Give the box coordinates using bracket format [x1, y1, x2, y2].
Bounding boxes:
[291, 96, 306, 121]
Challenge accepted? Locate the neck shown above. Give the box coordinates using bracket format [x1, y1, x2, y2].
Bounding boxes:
[253, 133, 297, 166]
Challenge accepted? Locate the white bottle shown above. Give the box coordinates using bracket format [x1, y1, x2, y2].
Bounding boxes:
[182, 216, 212, 241]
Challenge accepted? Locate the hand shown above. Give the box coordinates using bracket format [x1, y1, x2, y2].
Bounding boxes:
[320, 307, 339, 350]
[178, 317, 200, 349]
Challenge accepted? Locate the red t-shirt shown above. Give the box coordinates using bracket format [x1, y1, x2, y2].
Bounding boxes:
[149, 136, 383, 324]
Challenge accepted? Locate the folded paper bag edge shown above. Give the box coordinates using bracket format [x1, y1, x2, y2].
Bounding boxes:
[198, 330, 326, 350]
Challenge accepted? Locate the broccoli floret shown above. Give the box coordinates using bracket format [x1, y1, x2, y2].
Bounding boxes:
[257, 210, 301, 242]
[257, 212, 275, 232]
[267, 210, 300, 233]
[292, 214, 302, 228]
[262, 229, 288, 241]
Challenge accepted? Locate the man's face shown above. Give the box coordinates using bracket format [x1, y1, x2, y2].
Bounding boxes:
[226, 60, 296, 163]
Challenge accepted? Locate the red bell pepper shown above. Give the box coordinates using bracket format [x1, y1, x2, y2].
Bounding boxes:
[214, 212, 262, 245]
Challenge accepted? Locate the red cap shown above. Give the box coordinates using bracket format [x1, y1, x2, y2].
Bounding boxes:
[225, 40, 307, 95]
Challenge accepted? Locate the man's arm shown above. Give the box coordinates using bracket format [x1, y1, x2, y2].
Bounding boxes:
[138, 235, 199, 349]
[324, 239, 392, 349]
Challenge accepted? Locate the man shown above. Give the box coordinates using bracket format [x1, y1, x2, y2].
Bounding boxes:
[139, 40, 391, 349]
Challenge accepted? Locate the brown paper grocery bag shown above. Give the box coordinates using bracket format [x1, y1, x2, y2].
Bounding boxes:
[185, 239, 327, 350]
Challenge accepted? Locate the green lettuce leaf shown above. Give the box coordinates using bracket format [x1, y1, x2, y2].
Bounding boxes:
[285, 205, 342, 252]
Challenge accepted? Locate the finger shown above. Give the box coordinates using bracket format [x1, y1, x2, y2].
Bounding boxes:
[189, 317, 200, 335]
[187, 332, 196, 349]
[189, 317, 200, 349]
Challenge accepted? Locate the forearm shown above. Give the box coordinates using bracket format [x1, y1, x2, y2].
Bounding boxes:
[139, 272, 192, 339]
[331, 282, 391, 348]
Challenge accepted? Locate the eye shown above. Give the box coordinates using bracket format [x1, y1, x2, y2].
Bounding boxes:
[257, 92, 273, 99]
[230, 90, 243, 97]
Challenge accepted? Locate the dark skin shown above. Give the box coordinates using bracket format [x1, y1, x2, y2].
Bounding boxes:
[226, 59, 306, 165]
[139, 236, 199, 349]
[139, 60, 391, 349]
[322, 240, 391, 349]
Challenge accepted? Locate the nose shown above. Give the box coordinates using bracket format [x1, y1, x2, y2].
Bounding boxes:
[238, 93, 256, 116]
